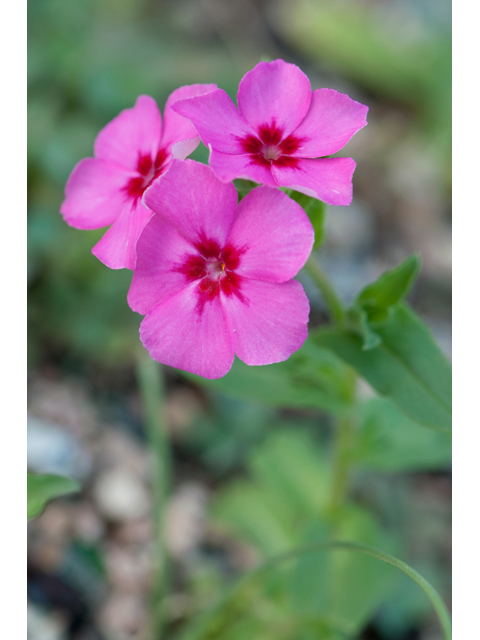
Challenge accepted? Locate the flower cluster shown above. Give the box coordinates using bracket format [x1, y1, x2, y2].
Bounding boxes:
[61, 59, 367, 378]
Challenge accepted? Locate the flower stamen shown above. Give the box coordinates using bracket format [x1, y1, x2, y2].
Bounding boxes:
[262, 144, 281, 161]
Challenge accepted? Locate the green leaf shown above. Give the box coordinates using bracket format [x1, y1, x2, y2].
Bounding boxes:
[233, 179, 257, 200]
[249, 431, 332, 519]
[214, 430, 332, 554]
[288, 190, 327, 249]
[346, 255, 421, 350]
[179, 337, 353, 414]
[27, 472, 80, 520]
[346, 306, 382, 351]
[214, 481, 296, 555]
[313, 304, 452, 431]
[353, 398, 452, 472]
[356, 254, 421, 324]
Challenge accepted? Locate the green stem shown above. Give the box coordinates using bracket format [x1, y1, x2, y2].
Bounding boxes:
[136, 351, 171, 640]
[329, 368, 357, 510]
[304, 254, 345, 326]
[303, 254, 356, 510]
[179, 541, 451, 640]
[305, 251, 450, 506]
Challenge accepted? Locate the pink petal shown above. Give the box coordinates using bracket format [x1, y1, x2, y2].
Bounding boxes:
[292, 89, 368, 158]
[61, 157, 131, 230]
[228, 187, 314, 282]
[92, 199, 154, 270]
[161, 83, 217, 158]
[171, 89, 257, 154]
[169, 138, 201, 162]
[140, 283, 234, 379]
[143, 160, 237, 247]
[272, 157, 356, 206]
[128, 213, 198, 315]
[209, 148, 276, 186]
[237, 59, 312, 138]
[223, 278, 309, 366]
[94, 95, 162, 171]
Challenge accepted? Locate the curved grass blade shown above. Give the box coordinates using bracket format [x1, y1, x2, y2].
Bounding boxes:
[177, 540, 451, 640]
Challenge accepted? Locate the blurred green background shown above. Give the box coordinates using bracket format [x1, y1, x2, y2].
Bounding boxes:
[28, 1, 451, 639]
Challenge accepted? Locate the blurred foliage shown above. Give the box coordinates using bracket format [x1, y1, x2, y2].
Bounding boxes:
[184, 395, 278, 475]
[275, 0, 451, 176]
[180, 390, 450, 638]
[181, 337, 353, 415]
[353, 398, 451, 472]
[201, 428, 434, 639]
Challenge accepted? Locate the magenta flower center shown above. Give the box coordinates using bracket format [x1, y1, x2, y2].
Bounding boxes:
[239, 122, 302, 169]
[175, 237, 247, 313]
[124, 148, 170, 201]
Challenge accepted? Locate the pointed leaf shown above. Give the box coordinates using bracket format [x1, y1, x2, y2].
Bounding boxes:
[313, 304, 452, 431]
[28, 472, 80, 519]
[357, 254, 420, 324]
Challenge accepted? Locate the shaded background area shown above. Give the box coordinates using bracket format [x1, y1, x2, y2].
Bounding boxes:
[28, 1, 451, 638]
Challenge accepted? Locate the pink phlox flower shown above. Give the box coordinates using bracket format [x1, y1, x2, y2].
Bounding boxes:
[60, 85, 217, 270]
[171, 59, 368, 206]
[128, 160, 314, 379]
